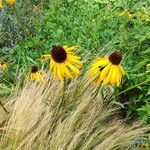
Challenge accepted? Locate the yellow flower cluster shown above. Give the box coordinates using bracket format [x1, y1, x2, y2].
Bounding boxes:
[0, 61, 8, 70]
[117, 7, 150, 22]
[30, 46, 125, 87]
[118, 9, 136, 19]
[0, 0, 15, 9]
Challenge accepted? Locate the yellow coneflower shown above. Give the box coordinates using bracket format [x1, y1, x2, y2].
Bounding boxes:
[88, 51, 125, 86]
[0, 61, 8, 70]
[6, 0, 15, 5]
[0, 0, 2, 9]
[29, 66, 45, 83]
[41, 46, 83, 81]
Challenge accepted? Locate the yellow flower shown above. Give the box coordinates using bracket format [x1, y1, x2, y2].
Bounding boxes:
[146, 64, 150, 73]
[140, 13, 150, 22]
[6, 0, 15, 5]
[118, 9, 136, 19]
[88, 51, 125, 86]
[117, 9, 128, 17]
[0, 0, 2, 9]
[29, 66, 45, 83]
[0, 61, 8, 70]
[41, 46, 83, 81]
[127, 11, 136, 19]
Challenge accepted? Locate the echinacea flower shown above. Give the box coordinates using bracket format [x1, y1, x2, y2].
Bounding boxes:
[6, 0, 15, 5]
[88, 51, 125, 86]
[29, 66, 45, 83]
[41, 46, 83, 81]
[0, 61, 8, 70]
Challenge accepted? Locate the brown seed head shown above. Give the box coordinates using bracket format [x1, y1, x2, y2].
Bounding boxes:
[31, 66, 38, 73]
[109, 51, 122, 65]
[51, 46, 67, 63]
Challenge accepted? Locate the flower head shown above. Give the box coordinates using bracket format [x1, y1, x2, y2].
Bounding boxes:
[0, 61, 8, 70]
[88, 51, 125, 86]
[29, 66, 45, 83]
[41, 46, 83, 81]
[6, 0, 15, 5]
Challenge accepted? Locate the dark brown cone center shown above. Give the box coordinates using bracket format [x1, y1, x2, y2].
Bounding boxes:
[31, 66, 38, 73]
[108, 51, 122, 65]
[51, 46, 67, 63]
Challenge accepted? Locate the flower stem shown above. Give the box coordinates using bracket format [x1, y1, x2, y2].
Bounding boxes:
[116, 78, 150, 96]
[0, 100, 9, 114]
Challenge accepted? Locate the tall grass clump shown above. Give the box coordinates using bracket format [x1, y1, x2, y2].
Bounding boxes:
[0, 74, 149, 150]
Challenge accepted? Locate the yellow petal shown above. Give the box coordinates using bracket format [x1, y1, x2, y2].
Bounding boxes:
[103, 65, 113, 85]
[110, 65, 117, 85]
[88, 67, 100, 77]
[100, 64, 111, 81]
[64, 46, 78, 51]
[50, 60, 55, 70]
[41, 54, 51, 61]
[61, 64, 73, 78]
[67, 56, 83, 67]
[118, 65, 125, 75]
[91, 58, 109, 68]
[67, 62, 80, 75]
[57, 64, 64, 81]
[52, 64, 57, 79]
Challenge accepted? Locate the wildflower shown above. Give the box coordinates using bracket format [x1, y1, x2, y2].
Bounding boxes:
[29, 66, 45, 83]
[41, 46, 83, 81]
[88, 51, 125, 86]
[0, 61, 8, 70]
[127, 11, 136, 19]
[0, 0, 2, 9]
[146, 64, 150, 73]
[6, 0, 15, 5]
[141, 13, 150, 22]
[118, 9, 136, 19]
[117, 9, 128, 17]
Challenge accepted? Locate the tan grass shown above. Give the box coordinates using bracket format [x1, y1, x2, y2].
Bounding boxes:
[0, 75, 149, 150]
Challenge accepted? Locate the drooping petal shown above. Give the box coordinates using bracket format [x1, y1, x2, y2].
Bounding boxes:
[61, 64, 73, 78]
[64, 46, 78, 52]
[57, 64, 64, 81]
[100, 63, 111, 81]
[67, 62, 80, 75]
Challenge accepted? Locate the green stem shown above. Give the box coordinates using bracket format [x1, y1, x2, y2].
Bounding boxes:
[12, 6, 31, 38]
[116, 78, 150, 97]
[0, 100, 9, 114]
